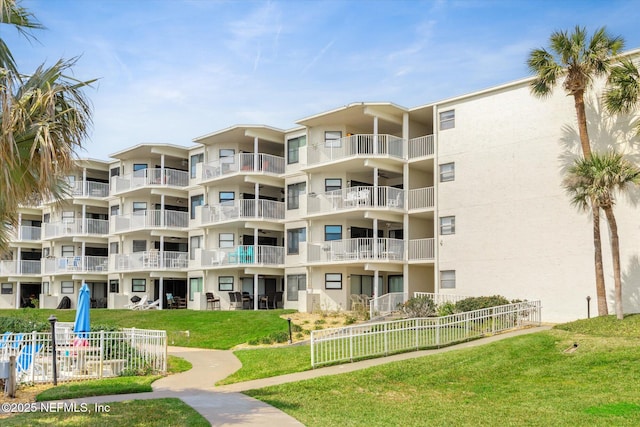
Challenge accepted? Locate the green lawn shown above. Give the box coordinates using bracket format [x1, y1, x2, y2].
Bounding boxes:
[217, 345, 310, 385]
[0, 308, 295, 349]
[1, 398, 209, 426]
[244, 315, 640, 426]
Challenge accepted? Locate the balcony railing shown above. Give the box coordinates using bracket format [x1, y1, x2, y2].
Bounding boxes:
[43, 219, 109, 239]
[307, 186, 404, 215]
[408, 135, 434, 159]
[111, 210, 188, 233]
[111, 168, 189, 194]
[307, 134, 405, 166]
[42, 256, 108, 274]
[197, 245, 284, 268]
[408, 187, 435, 210]
[307, 238, 405, 263]
[0, 260, 41, 275]
[408, 238, 435, 261]
[201, 153, 285, 181]
[69, 180, 110, 198]
[197, 200, 285, 226]
[8, 226, 41, 241]
[111, 251, 189, 271]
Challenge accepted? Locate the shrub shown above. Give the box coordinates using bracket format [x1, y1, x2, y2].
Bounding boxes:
[437, 302, 456, 317]
[454, 295, 511, 313]
[0, 316, 49, 333]
[344, 315, 357, 325]
[401, 296, 437, 318]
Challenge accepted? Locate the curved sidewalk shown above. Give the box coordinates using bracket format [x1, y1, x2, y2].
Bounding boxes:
[50, 325, 551, 426]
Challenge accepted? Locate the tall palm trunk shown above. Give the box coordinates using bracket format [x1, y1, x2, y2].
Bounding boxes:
[574, 89, 608, 315]
[602, 205, 624, 320]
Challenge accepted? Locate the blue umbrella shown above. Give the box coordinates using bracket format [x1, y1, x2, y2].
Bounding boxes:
[74, 282, 91, 339]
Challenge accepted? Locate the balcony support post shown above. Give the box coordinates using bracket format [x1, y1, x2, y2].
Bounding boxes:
[255, 182, 259, 218]
[82, 167, 87, 196]
[253, 273, 259, 310]
[373, 168, 379, 207]
[16, 280, 21, 309]
[16, 247, 21, 274]
[160, 194, 165, 227]
[373, 116, 378, 155]
[17, 213, 22, 240]
[159, 277, 164, 310]
[254, 136, 259, 172]
[160, 154, 165, 184]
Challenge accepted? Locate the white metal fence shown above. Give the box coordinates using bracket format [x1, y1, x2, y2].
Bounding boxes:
[0, 328, 167, 384]
[311, 300, 542, 367]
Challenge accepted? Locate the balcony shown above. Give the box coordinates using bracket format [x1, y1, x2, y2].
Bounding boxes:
[408, 187, 435, 210]
[111, 210, 188, 233]
[111, 168, 189, 194]
[43, 219, 109, 239]
[197, 245, 284, 268]
[68, 180, 110, 198]
[408, 135, 434, 159]
[307, 134, 405, 166]
[200, 153, 285, 182]
[8, 225, 42, 242]
[408, 238, 435, 261]
[42, 256, 108, 274]
[111, 251, 189, 272]
[307, 238, 405, 263]
[307, 186, 404, 216]
[197, 200, 285, 227]
[0, 260, 41, 276]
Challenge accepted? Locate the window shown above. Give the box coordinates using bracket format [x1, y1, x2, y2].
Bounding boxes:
[133, 163, 148, 172]
[190, 194, 204, 220]
[62, 211, 74, 223]
[133, 202, 147, 212]
[61, 281, 74, 294]
[219, 276, 234, 291]
[287, 228, 306, 254]
[109, 280, 119, 293]
[287, 135, 306, 164]
[190, 153, 204, 179]
[324, 225, 342, 241]
[439, 110, 455, 130]
[189, 277, 203, 301]
[219, 233, 234, 248]
[439, 163, 455, 182]
[43, 247, 50, 258]
[42, 281, 50, 295]
[133, 240, 147, 253]
[351, 275, 375, 296]
[286, 274, 307, 301]
[1, 283, 12, 295]
[220, 149, 235, 162]
[325, 131, 342, 148]
[109, 242, 119, 255]
[43, 213, 50, 223]
[325, 178, 342, 192]
[110, 167, 120, 177]
[325, 273, 342, 290]
[132, 279, 146, 292]
[440, 216, 455, 235]
[219, 192, 235, 205]
[440, 270, 456, 289]
[111, 205, 120, 216]
[190, 235, 202, 260]
[389, 275, 403, 293]
[287, 182, 306, 210]
[61, 245, 74, 257]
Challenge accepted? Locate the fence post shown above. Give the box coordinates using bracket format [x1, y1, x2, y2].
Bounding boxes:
[492, 307, 496, 334]
[435, 317, 440, 347]
[99, 330, 105, 379]
[349, 327, 353, 362]
[384, 322, 388, 356]
[30, 331, 37, 383]
[162, 331, 167, 374]
[415, 319, 419, 350]
[310, 331, 315, 368]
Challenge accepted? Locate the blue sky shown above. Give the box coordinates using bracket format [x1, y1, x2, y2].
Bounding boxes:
[7, 0, 640, 160]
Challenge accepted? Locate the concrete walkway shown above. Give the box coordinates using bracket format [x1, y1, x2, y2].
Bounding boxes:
[51, 325, 552, 426]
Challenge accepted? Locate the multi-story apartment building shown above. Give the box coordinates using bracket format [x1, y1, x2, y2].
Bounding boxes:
[1, 53, 639, 322]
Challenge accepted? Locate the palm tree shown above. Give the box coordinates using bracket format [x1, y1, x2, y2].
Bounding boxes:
[564, 153, 640, 320]
[0, 0, 94, 251]
[604, 59, 640, 135]
[528, 26, 624, 316]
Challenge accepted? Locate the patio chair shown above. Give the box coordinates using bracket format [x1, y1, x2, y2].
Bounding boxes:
[130, 295, 148, 310]
[142, 299, 161, 310]
[166, 293, 176, 309]
[360, 294, 371, 309]
[272, 292, 283, 309]
[206, 292, 220, 310]
[16, 343, 44, 381]
[350, 294, 364, 311]
[174, 296, 187, 309]
[0, 332, 11, 358]
[228, 291, 242, 310]
[241, 292, 252, 309]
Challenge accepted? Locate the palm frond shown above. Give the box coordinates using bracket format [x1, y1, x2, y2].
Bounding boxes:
[604, 59, 640, 115]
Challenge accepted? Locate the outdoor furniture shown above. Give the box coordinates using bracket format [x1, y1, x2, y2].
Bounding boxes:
[273, 292, 283, 309]
[241, 292, 252, 309]
[174, 296, 187, 309]
[171, 253, 188, 268]
[360, 294, 371, 309]
[166, 293, 176, 309]
[259, 294, 271, 310]
[350, 294, 364, 311]
[206, 292, 220, 310]
[228, 291, 242, 310]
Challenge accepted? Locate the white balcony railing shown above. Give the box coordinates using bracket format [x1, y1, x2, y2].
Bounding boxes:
[197, 245, 284, 268]
[307, 186, 404, 215]
[408, 187, 435, 210]
[43, 219, 109, 239]
[111, 168, 189, 194]
[8, 225, 42, 241]
[111, 251, 189, 271]
[201, 153, 285, 181]
[111, 210, 188, 233]
[408, 134, 434, 159]
[408, 238, 435, 261]
[307, 238, 405, 263]
[197, 200, 285, 226]
[0, 260, 41, 275]
[42, 256, 108, 274]
[307, 134, 405, 166]
[69, 180, 110, 198]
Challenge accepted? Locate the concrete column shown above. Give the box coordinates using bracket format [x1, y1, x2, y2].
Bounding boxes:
[16, 247, 21, 274]
[159, 277, 164, 310]
[254, 273, 259, 310]
[16, 280, 21, 309]
[160, 194, 165, 227]
[17, 213, 22, 240]
[255, 182, 259, 218]
[82, 167, 87, 196]
[254, 136, 259, 172]
[373, 116, 379, 155]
